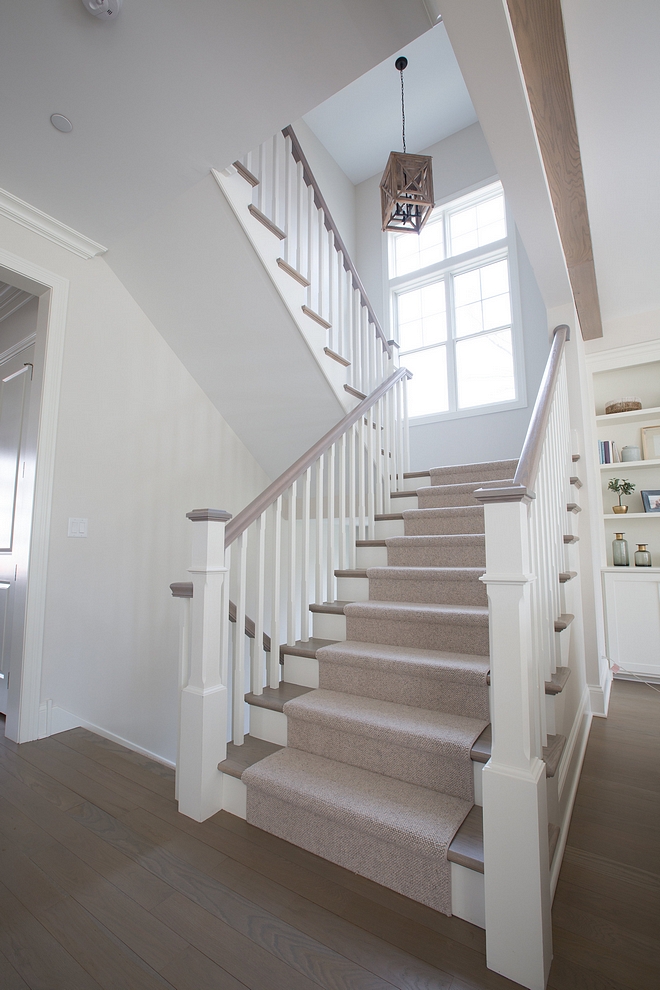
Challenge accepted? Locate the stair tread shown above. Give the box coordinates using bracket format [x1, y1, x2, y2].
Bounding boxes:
[285, 689, 487, 754]
[345, 600, 489, 624]
[218, 734, 282, 779]
[367, 566, 485, 581]
[403, 471, 432, 479]
[470, 726, 567, 777]
[447, 806, 561, 873]
[386, 534, 485, 546]
[419, 479, 514, 495]
[245, 682, 313, 712]
[244, 748, 472, 854]
[309, 601, 351, 614]
[317, 639, 490, 679]
[545, 666, 571, 695]
[280, 637, 338, 660]
[355, 540, 387, 547]
[391, 490, 418, 498]
[375, 512, 404, 521]
[335, 569, 368, 578]
[404, 506, 484, 517]
[559, 570, 578, 583]
[554, 612, 575, 632]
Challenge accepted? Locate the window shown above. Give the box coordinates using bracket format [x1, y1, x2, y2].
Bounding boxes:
[389, 182, 522, 421]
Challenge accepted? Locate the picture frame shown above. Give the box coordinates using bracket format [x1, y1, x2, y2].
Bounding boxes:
[641, 489, 660, 513]
[641, 424, 660, 461]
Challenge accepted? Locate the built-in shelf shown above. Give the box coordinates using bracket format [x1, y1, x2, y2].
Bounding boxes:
[603, 513, 660, 520]
[599, 457, 660, 470]
[595, 404, 660, 424]
[602, 566, 660, 573]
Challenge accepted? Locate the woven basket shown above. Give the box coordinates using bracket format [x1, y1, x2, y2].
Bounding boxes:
[605, 398, 642, 415]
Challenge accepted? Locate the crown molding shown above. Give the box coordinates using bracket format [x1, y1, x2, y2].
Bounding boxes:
[0, 187, 107, 260]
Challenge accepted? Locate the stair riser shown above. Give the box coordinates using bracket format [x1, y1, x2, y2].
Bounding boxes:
[336, 576, 369, 601]
[318, 662, 490, 720]
[282, 654, 319, 688]
[429, 461, 517, 486]
[249, 706, 287, 746]
[312, 611, 346, 640]
[402, 475, 430, 491]
[355, 545, 388, 567]
[387, 546, 486, 567]
[374, 518, 405, 538]
[287, 720, 476, 800]
[347, 615, 489, 656]
[417, 491, 483, 509]
[368, 577, 487, 607]
[404, 513, 485, 536]
[388, 495, 418, 511]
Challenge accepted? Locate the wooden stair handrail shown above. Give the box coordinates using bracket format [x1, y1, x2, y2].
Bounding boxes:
[224, 367, 411, 549]
[473, 324, 570, 504]
[282, 125, 392, 357]
[170, 581, 271, 652]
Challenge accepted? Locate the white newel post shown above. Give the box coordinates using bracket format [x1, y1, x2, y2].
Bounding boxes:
[176, 507, 232, 822]
[478, 496, 552, 990]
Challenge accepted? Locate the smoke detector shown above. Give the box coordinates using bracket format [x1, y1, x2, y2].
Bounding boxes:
[82, 0, 122, 20]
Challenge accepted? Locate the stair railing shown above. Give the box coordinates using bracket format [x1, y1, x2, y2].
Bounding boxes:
[473, 324, 572, 990]
[234, 126, 392, 397]
[171, 367, 410, 822]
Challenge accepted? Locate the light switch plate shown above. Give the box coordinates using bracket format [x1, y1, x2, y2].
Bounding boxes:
[68, 518, 88, 538]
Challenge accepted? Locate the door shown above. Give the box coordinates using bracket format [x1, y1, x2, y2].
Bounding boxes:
[0, 344, 34, 714]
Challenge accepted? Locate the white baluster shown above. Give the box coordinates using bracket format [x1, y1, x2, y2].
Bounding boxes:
[271, 134, 278, 224]
[326, 443, 336, 602]
[296, 161, 304, 275]
[348, 424, 357, 569]
[317, 209, 324, 321]
[315, 454, 325, 605]
[375, 397, 384, 517]
[257, 143, 265, 212]
[367, 404, 376, 534]
[283, 134, 291, 261]
[306, 184, 314, 307]
[358, 414, 366, 541]
[338, 433, 347, 571]
[402, 375, 411, 473]
[232, 530, 248, 746]
[300, 467, 311, 642]
[269, 496, 282, 689]
[287, 481, 297, 646]
[251, 512, 266, 696]
[328, 228, 335, 350]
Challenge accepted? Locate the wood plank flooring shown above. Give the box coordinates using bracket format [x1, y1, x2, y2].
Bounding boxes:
[0, 677, 657, 990]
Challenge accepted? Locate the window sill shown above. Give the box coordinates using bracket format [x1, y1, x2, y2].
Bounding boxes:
[409, 396, 527, 427]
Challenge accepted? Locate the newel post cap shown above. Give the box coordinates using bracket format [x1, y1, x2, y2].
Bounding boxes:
[186, 508, 232, 523]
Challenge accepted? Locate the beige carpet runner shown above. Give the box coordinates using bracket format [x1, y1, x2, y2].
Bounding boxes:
[244, 458, 517, 915]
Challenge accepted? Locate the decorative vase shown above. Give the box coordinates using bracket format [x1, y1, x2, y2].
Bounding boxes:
[613, 533, 630, 566]
[621, 445, 641, 462]
[634, 544, 652, 566]
[612, 505, 628, 514]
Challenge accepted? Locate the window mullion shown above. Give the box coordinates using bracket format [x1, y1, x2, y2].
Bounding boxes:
[445, 274, 458, 413]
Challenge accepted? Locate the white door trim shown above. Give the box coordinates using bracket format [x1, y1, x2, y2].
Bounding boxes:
[0, 247, 69, 742]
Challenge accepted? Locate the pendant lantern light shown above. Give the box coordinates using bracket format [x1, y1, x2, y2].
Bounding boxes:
[380, 56, 434, 233]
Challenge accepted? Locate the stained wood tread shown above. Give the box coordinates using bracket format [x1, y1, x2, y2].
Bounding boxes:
[390, 490, 417, 498]
[355, 539, 387, 547]
[470, 727, 566, 777]
[563, 533, 580, 544]
[403, 470, 432, 479]
[334, 569, 368, 578]
[545, 666, 571, 695]
[247, 203, 286, 239]
[245, 682, 313, 712]
[302, 305, 331, 330]
[572, 453, 580, 462]
[566, 502, 582, 513]
[570, 475, 583, 489]
[324, 346, 350, 367]
[554, 613, 574, 632]
[309, 601, 351, 614]
[218, 734, 282, 779]
[232, 159, 259, 186]
[375, 512, 404, 521]
[344, 384, 367, 400]
[448, 806, 561, 873]
[559, 570, 577, 583]
[279, 637, 337, 662]
[276, 256, 310, 286]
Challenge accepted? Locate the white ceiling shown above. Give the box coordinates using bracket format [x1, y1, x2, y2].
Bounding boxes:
[0, 0, 431, 245]
[302, 22, 477, 184]
[561, 0, 660, 325]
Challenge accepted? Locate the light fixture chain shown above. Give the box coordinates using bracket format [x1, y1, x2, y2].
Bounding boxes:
[400, 69, 406, 153]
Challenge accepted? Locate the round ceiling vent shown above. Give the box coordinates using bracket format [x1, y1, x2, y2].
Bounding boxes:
[81, 0, 123, 19]
[50, 114, 73, 133]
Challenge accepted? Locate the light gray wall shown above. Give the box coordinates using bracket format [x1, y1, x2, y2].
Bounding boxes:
[354, 121, 550, 471]
[0, 296, 38, 353]
[293, 119, 357, 261]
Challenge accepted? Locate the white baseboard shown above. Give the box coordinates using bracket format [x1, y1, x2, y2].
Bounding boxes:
[551, 686, 592, 895]
[588, 666, 613, 717]
[38, 701, 175, 768]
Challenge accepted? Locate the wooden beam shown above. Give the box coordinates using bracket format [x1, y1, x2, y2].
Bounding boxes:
[506, 0, 603, 339]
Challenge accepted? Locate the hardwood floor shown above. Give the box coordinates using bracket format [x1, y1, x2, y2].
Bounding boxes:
[0, 678, 657, 990]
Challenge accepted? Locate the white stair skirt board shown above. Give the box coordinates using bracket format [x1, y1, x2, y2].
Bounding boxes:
[355, 545, 388, 567]
[374, 518, 406, 539]
[282, 653, 320, 688]
[336, 576, 369, 601]
[312, 611, 346, 641]
[221, 772, 247, 819]
[249, 706, 287, 746]
[217, 774, 486, 930]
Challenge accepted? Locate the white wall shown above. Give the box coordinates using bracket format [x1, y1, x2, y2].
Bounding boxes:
[585, 307, 660, 356]
[0, 216, 270, 766]
[293, 119, 357, 261]
[0, 295, 38, 352]
[354, 122, 550, 470]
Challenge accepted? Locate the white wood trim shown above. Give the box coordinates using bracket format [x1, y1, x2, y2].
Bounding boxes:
[550, 686, 592, 895]
[0, 186, 107, 260]
[0, 333, 37, 366]
[0, 248, 69, 742]
[585, 337, 660, 374]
